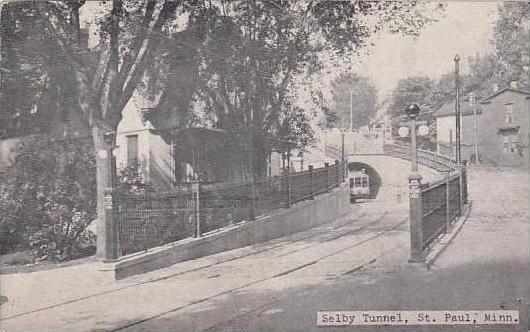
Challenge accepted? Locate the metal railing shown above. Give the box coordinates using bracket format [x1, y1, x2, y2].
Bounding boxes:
[420, 171, 463, 250]
[113, 160, 345, 257]
[383, 144, 453, 172]
[114, 190, 196, 256]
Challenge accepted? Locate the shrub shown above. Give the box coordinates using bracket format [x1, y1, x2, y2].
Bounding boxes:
[115, 163, 150, 197]
[0, 136, 96, 262]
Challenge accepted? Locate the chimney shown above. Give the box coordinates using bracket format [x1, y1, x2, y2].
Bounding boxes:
[493, 84, 499, 93]
[510, 81, 518, 89]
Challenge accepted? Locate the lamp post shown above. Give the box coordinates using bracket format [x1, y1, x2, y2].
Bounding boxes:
[406, 104, 420, 174]
[406, 103, 424, 263]
[349, 87, 353, 131]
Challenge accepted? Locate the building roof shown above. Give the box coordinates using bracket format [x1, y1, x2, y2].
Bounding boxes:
[436, 87, 530, 118]
[480, 88, 530, 103]
[435, 101, 482, 118]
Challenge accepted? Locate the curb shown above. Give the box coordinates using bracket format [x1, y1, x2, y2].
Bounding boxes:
[425, 201, 473, 270]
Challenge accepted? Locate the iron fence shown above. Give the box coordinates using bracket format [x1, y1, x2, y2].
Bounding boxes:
[421, 172, 461, 250]
[114, 190, 196, 256]
[114, 160, 345, 257]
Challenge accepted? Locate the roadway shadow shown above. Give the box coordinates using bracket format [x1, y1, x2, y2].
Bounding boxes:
[110, 255, 528, 332]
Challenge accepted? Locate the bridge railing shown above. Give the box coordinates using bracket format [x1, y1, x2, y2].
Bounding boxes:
[383, 143, 455, 172]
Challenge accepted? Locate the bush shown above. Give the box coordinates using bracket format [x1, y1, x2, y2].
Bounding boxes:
[116, 163, 150, 197]
[0, 137, 96, 262]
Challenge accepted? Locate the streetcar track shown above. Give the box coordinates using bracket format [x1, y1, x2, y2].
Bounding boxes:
[200, 242, 408, 332]
[1, 209, 372, 322]
[112, 215, 409, 332]
[271, 212, 389, 259]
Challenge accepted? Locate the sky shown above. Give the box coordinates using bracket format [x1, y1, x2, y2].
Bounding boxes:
[355, 1, 499, 100]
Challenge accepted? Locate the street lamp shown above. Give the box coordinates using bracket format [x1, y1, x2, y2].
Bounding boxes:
[406, 103, 420, 174]
[405, 103, 424, 263]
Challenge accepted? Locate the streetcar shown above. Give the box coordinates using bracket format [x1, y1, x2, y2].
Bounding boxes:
[349, 169, 370, 203]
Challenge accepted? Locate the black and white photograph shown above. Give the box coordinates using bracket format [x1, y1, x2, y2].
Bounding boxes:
[0, 0, 528, 331]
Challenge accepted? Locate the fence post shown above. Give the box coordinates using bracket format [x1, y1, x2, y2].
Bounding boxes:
[325, 162, 330, 192]
[193, 181, 201, 238]
[445, 171, 452, 233]
[309, 165, 315, 199]
[408, 173, 424, 263]
[462, 162, 468, 204]
[286, 169, 291, 208]
[342, 159, 346, 183]
[103, 188, 119, 262]
[457, 165, 463, 215]
[334, 160, 340, 187]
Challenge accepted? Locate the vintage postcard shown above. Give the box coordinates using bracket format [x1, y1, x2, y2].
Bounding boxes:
[0, 1, 528, 331]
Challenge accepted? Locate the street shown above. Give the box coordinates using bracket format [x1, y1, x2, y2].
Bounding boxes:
[0, 167, 527, 332]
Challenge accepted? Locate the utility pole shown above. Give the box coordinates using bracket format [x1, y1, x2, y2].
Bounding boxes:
[349, 87, 353, 132]
[471, 92, 479, 165]
[454, 55, 461, 164]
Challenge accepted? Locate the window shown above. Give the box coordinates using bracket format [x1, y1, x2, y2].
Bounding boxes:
[354, 178, 362, 187]
[502, 135, 519, 155]
[362, 177, 368, 187]
[505, 103, 515, 124]
[510, 135, 519, 153]
[126, 135, 139, 167]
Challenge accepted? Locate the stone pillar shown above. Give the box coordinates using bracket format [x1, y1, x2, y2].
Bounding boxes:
[408, 173, 424, 263]
[102, 188, 118, 262]
[97, 132, 118, 261]
[192, 181, 201, 237]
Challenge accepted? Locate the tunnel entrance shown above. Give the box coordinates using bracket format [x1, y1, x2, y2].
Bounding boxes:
[347, 162, 382, 199]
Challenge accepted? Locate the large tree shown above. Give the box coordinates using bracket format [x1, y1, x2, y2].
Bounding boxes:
[493, 1, 529, 89]
[1, 0, 438, 256]
[328, 73, 378, 130]
[388, 76, 437, 117]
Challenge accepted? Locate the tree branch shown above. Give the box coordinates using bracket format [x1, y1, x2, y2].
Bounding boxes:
[37, 2, 94, 127]
[116, 0, 181, 114]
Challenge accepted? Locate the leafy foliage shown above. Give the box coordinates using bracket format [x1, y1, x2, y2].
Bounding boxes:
[388, 76, 438, 117]
[115, 163, 150, 197]
[329, 74, 378, 129]
[493, 2, 529, 89]
[0, 138, 96, 261]
[0, 3, 83, 139]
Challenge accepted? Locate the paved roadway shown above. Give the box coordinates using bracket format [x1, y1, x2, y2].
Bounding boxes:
[0, 168, 527, 332]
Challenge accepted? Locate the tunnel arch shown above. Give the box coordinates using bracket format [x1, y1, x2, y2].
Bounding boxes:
[347, 162, 382, 199]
